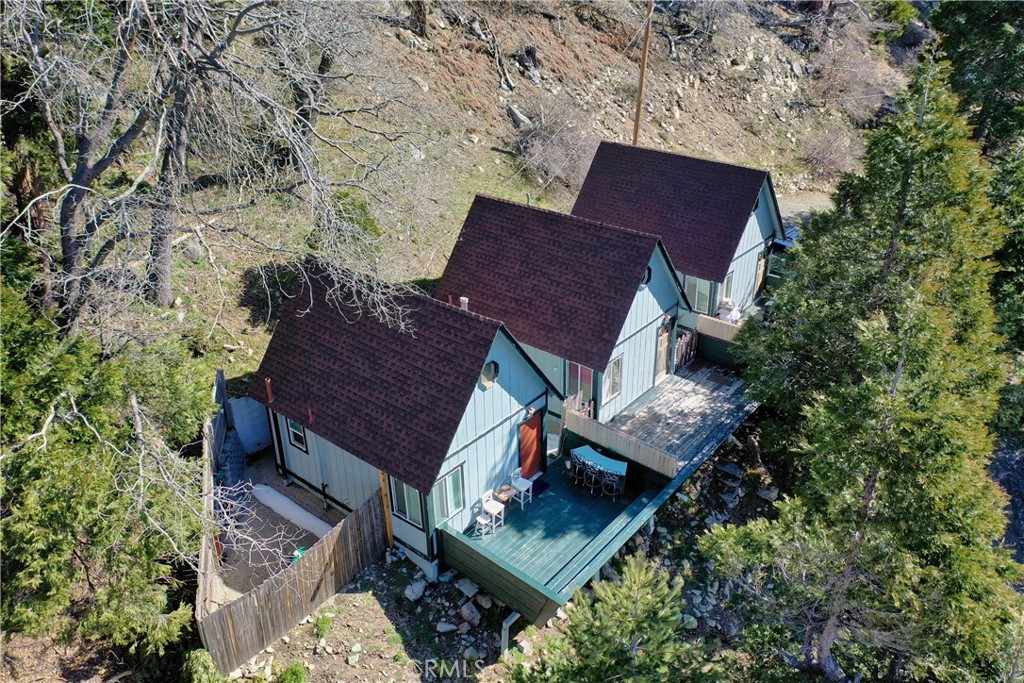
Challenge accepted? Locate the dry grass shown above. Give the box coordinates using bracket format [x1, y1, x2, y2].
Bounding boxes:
[801, 126, 865, 180]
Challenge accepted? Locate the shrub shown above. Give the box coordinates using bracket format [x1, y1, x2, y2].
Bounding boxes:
[313, 613, 333, 639]
[181, 649, 224, 683]
[801, 127, 865, 180]
[513, 95, 598, 192]
[275, 662, 306, 683]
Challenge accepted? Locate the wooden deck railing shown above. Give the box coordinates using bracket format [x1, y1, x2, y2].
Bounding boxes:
[696, 314, 742, 343]
[562, 410, 678, 478]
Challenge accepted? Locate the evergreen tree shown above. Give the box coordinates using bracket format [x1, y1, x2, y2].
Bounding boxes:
[707, 60, 1021, 681]
[931, 1, 1024, 155]
[511, 555, 719, 683]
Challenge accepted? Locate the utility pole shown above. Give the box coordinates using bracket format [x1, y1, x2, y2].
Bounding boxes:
[632, 0, 655, 146]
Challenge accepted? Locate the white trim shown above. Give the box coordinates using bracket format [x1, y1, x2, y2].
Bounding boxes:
[286, 417, 308, 452]
[603, 354, 623, 402]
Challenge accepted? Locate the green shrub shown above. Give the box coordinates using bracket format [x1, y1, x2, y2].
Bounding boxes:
[313, 613, 333, 639]
[275, 662, 306, 683]
[181, 649, 225, 683]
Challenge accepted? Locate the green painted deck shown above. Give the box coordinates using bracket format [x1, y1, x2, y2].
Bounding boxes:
[441, 464, 665, 602]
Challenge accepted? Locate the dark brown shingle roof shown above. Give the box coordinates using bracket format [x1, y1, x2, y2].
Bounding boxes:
[434, 196, 670, 371]
[250, 275, 503, 493]
[572, 141, 770, 283]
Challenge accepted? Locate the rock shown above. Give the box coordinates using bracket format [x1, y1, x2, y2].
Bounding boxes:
[264, 646, 274, 654]
[464, 645, 480, 661]
[466, 134, 480, 145]
[455, 577, 479, 598]
[318, 638, 327, 650]
[457, 621, 471, 634]
[439, 569, 458, 583]
[460, 601, 482, 627]
[675, 492, 690, 503]
[507, 104, 532, 129]
[898, 21, 936, 48]
[409, 75, 429, 92]
[404, 579, 427, 602]
[655, 526, 669, 536]
[494, 597, 506, 608]
[600, 564, 621, 584]
[475, 593, 493, 609]
[716, 462, 744, 478]
[518, 640, 534, 657]
[720, 491, 739, 508]
[228, 669, 243, 680]
[436, 621, 458, 634]
[682, 614, 698, 630]
[556, 607, 568, 621]
[758, 486, 779, 502]
[351, 643, 362, 654]
[346, 654, 360, 666]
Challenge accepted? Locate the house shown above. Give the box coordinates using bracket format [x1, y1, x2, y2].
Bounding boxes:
[433, 196, 691, 426]
[250, 272, 561, 579]
[572, 141, 786, 321]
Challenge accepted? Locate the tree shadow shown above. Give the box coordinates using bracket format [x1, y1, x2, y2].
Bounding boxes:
[238, 262, 302, 331]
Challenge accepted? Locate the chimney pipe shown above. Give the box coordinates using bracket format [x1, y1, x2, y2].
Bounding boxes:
[459, 296, 469, 311]
[265, 377, 274, 403]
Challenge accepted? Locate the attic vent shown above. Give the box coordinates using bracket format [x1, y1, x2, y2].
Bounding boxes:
[639, 266, 652, 288]
[481, 361, 499, 388]
[459, 296, 469, 311]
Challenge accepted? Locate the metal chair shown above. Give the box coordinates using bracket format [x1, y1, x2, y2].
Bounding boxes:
[568, 452, 586, 485]
[602, 471, 624, 502]
[510, 467, 534, 509]
[584, 461, 602, 494]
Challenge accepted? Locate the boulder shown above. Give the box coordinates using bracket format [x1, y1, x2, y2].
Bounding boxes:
[460, 601, 482, 627]
[436, 621, 458, 634]
[715, 462, 744, 478]
[507, 104, 532, 129]
[455, 577, 479, 598]
[682, 614, 698, 630]
[439, 568, 458, 583]
[600, 564, 621, 584]
[757, 486, 779, 502]
[457, 621, 471, 634]
[404, 579, 427, 602]
[475, 593, 493, 609]
[464, 645, 480, 661]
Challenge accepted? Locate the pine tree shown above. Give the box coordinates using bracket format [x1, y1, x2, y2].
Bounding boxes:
[707, 59, 1022, 681]
[511, 555, 719, 683]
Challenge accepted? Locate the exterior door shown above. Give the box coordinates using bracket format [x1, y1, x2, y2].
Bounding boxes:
[655, 324, 671, 381]
[518, 412, 543, 479]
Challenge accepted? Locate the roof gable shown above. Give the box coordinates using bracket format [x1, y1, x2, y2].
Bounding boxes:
[572, 141, 771, 283]
[251, 274, 507, 493]
[434, 196, 669, 371]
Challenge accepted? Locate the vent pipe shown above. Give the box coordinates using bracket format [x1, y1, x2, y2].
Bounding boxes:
[265, 377, 274, 403]
[459, 296, 469, 311]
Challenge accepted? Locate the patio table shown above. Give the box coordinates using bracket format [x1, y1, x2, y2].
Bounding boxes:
[571, 445, 627, 476]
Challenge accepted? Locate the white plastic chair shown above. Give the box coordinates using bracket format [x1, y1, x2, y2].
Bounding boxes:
[510, 467, 534, 509]
[482, 490, 505, 528]
[474, 513, 496, 537]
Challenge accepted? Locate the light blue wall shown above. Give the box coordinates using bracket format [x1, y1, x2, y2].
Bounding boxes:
[598, 248, 683, 421]
[274, 413, 381, 510]
[427, 331, 549, 540]
[725, 181, 779, 313]
[522, 343, 566, 398]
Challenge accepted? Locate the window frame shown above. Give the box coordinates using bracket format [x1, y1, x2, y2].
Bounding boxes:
[390, 477, 424, 528]
[685, 277, 712, 314]
[286, 417, 308, 452]
[603, 354, 623, 402]
[722, 272, 734, 301]
[432, 466, 465, 523]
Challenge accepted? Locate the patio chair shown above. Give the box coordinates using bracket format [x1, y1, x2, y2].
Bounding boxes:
[568, 452, 586, 485]
[510, 467, 534, 509]
[602, 471, 624, 502]
[584, 461, 602, 494]
[474, 513, 496, 537]
[482, 490, 505, 528]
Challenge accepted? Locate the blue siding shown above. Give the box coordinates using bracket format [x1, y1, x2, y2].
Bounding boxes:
[429, 331, 549, 540]
[274, 412, 381, 510]
[522, 343, 566, 397]
[726, 181, 779, 313]
[598, 248, 683, 421]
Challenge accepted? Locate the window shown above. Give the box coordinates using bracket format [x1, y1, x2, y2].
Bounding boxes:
[639, 266, 652, 288]
[722, 272, 734, 301]
[390, 478, 423, 527]
[432, 467, 464, 522]
[480, 360, 499, 388]
[286, 417, 307, 451]
[603, 355, 623, 401]
[684, 277, 712, 314]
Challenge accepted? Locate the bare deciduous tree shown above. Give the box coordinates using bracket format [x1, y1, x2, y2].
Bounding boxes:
[2, 0, 418, 334]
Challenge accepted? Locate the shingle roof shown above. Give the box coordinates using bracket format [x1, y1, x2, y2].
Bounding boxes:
[434, 196, 671, 372]
[250, 274, 504, 494]
[572, 141, 770, 283]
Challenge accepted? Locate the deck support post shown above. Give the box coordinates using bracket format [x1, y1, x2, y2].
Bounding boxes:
[501, 611, 521, 657]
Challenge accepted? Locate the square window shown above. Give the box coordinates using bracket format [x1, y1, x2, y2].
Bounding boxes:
[603, 355, 623, 401]
[723, 272, 734, 301]
[286, 417, 307, 451]
[432, 467, 464, 522]
[685, 277, 712, 314]
[391, 478, 423, 527]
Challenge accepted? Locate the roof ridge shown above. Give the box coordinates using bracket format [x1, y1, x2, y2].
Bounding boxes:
[598, 140, 770, 176]
[472, 194, 663, 243]
[414, 286, 505, 328]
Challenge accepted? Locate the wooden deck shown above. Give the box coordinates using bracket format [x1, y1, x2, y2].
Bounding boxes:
[440, 464, 666, 608]
[609, 361, 758, 473]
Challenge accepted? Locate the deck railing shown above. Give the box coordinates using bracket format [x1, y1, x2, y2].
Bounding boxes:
[696, 314, 742, 343]
[562, 410, 678, 478]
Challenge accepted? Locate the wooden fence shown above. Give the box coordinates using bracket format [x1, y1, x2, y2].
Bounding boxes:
[197, 493, 388, 674]
[562, 409, 679, 478]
